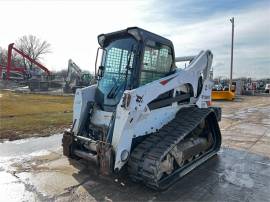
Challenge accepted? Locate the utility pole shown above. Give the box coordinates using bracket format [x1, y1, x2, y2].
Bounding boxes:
[229, 17, 234, 91]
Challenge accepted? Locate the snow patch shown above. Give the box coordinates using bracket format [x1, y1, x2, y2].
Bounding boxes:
[29, 149, 51, 157]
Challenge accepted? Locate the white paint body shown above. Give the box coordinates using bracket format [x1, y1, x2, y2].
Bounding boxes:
[72, 50, 213, 171]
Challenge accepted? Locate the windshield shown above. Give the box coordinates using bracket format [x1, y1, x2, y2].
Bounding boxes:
[96, 37, 137, 110]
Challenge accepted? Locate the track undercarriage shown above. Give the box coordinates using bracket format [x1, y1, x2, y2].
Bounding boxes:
[128, 107, 221, 190]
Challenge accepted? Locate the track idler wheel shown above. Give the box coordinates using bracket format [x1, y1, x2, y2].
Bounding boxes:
[158, 153, 174, 180]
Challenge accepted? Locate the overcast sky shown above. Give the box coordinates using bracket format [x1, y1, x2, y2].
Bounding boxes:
[0, 0, 269, 79]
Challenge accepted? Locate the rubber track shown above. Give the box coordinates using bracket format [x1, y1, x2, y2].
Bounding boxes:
[128, 106, 221, 190]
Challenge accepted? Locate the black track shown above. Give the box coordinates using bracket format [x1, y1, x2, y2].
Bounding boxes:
[128, 106, 222, 190]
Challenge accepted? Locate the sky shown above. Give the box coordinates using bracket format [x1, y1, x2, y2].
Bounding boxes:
[0, 0, 269, 79]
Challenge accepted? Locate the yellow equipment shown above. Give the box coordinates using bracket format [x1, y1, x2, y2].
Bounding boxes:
[212, 90, 235, 101]
[212, 83, 236, 101]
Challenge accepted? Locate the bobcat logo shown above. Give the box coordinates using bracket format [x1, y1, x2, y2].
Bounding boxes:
[136, 95, 144, 103]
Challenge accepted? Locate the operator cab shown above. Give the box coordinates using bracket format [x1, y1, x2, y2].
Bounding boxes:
[95, 27, 175, 112]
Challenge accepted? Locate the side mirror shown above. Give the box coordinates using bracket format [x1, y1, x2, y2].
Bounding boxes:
[95, 47, 106, 77]
[97, 66, 105, 79]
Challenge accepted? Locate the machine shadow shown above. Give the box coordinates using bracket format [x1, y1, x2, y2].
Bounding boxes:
[68, 154, 223, 201]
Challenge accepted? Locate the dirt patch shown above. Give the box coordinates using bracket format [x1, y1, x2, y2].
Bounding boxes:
[0, 125, 70, 142]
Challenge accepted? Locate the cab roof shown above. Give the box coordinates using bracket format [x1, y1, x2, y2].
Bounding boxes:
[98, 27, 174, 49]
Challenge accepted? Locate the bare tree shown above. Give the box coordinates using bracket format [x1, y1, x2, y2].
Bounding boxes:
[15, 35, 51, 70]
[0, 47, 6, 65]
[0, 47, 25, 67]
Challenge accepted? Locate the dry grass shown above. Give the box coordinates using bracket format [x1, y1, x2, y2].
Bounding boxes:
[0, 90, 73, 141]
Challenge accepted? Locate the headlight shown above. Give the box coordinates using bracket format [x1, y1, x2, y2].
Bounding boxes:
[121, 150, 129, 162]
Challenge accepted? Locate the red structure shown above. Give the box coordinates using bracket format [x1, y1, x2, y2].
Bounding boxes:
[0, 43, 51, 80]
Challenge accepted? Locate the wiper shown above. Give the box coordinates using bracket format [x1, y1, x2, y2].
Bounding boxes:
[108, 45, 135, 99]
[123, 45, 135, 90]
[107, 83, 119, 99]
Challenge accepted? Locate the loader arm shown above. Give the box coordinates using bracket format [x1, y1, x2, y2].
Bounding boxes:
[112, 50, 213, 170]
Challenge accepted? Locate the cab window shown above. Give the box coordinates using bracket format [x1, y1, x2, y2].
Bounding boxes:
[140, 42, 173, 85]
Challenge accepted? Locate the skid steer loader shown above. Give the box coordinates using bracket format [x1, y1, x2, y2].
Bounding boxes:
[63, 27, 222, 190]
